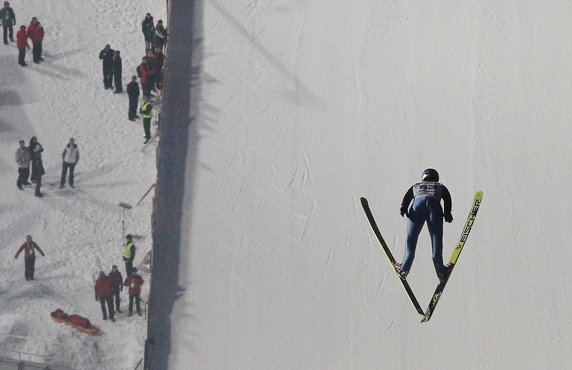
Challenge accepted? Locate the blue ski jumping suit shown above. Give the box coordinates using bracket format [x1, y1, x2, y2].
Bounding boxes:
[400, 181, 452, 277]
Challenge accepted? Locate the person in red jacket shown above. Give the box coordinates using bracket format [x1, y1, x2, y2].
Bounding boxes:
[136, 56, 155, 98]
[15, 25, 28, 66]
[94, 271, 115, 321]
[27, 16, 43, 63]
[108, 265, 123, 314]
[14, 234, 45, 280]
[124, 267, 144, 316]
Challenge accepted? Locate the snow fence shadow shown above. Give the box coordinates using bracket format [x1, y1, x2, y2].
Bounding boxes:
[146, 0, 202, 369]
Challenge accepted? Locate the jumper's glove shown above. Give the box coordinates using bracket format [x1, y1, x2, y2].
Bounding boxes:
[444, 212, 453, 223]
[95, 295, 99, 301]
[400, 205, 409, 218]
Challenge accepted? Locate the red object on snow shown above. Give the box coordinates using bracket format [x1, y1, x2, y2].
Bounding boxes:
[51, 309, 101, 335]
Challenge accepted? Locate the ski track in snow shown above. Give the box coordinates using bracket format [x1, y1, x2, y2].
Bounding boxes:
[0, 0, 165, 369]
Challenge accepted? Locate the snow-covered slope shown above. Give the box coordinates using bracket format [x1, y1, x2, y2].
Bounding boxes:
[0, 1, 164, 369]
[154, 0, 572, 369]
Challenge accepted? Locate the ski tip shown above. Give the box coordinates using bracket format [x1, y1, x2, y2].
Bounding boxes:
[360, 197, 368, 205]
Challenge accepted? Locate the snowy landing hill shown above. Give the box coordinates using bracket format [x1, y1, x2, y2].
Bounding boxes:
[151, 1, 572, 369]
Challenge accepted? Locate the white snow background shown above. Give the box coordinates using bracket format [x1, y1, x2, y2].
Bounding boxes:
[3, 0, 572, 370]
[162, 1, 572, 370]
[0, 0, 165, 369]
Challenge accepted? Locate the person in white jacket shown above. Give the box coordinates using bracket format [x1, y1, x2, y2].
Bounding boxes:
[15, 139, 31, 189]
[59, 137, 79, 188]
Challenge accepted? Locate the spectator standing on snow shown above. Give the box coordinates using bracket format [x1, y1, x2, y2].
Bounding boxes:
[28, 136, 44, 197]
[127, 76, 140, 121]
[59, 137, 79, 188]
[140, 96, 153, 144]
[15, 139, 31, 190]
[0, 1, 15, 45]
[145, 49, 161, 92]
[16, 25, 29, 66]
[150, 47, 166, 89]
[33, 158, 44, 197]
[27, 17, 44, 63]
[29, 136, 43, 181]
[95, 271, 115, 321]
[14, 235, 45, 281]
[122, 234, 136, 276]
[99, 44, 114, 89]
[108, 265, 124, 313]
[153, 19, 167, 52]
[124, 267, 144, 316]
[137, 56, 155, 98]
[142, 13, 154, 51]
[112, 50, 122, 93]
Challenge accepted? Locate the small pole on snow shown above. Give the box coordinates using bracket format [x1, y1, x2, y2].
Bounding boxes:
[118, 202, 132, 240]
[137, 183, 155, 206]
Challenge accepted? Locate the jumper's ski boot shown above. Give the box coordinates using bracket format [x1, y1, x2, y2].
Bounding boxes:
[437, 263, 454, 284]
[394, 263, 409, 280]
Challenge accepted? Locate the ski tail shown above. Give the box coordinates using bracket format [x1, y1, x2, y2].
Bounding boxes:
[421, 191, 483, 323]
[361, 197, 425, 315]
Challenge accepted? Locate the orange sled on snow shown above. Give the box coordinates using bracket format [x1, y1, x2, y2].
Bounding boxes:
[51, 309, 101, 335]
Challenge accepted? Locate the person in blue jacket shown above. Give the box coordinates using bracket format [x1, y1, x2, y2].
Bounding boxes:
[395, 169, 453, 282]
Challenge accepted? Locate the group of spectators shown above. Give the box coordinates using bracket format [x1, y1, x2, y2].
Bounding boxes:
[13, 233, 144, 321]
[10, 8, 164, 326]
[93, 234, 144, 321]
[99, 12, 167, 143]
[1, 2, 45, 66]
[15, 136, 78, 196]
[95, 264, 144, 321]
[6, 6, 168, 192]
[14, 11, 168, 194]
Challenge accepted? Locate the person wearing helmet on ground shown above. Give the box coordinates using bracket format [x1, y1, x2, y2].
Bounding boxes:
[395, 169, 453, 283]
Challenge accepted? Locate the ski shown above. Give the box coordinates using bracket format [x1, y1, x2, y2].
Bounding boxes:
[421, 191, 483, 323]
[360, 197, 424, 315]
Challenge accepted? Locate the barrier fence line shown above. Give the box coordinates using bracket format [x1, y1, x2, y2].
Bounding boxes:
[143, 1, 171, 369]
[0, 332, 70, 369]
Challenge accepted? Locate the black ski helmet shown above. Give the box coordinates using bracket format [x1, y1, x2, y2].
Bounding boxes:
[422, 168, 439, 182]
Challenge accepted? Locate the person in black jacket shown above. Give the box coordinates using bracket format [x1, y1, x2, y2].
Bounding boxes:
[112, 50, 122, 93]
[127, 76, 140, 121]
[0, 1, 15, 44]
[28, 136, 44, 197]
[141, 13, 154, 51]
[152, 19, 168, 52]
[98, 44, 114, 89]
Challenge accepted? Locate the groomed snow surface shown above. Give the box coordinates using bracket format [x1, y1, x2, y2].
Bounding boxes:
[0, 1, 165, 369]
[154, 1, 572, 370]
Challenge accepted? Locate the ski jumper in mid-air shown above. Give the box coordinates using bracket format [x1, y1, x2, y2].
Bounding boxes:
[395, 169, 453, 282]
